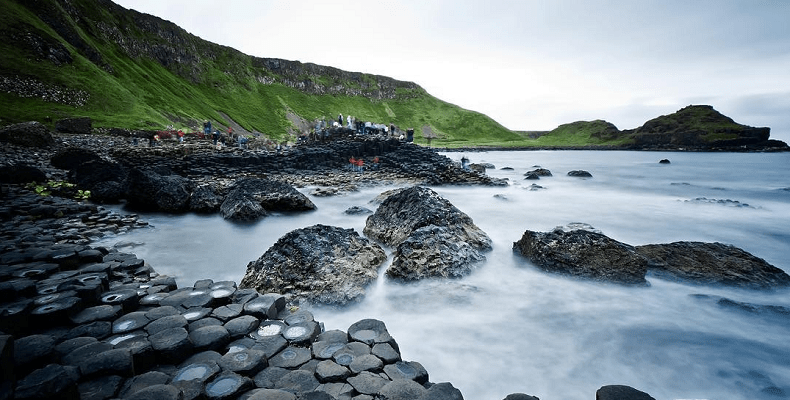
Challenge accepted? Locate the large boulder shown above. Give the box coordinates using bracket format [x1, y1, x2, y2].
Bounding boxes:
[513, 229, 649, 285]
[636, 241, 790, 289]
[387, 225, 487, 280]
[220, 178, 316, 222]
[126, 168, 192, 212]
[0, 121, 56, 148]
[51, 147, 102, 170]
[72, 159, 129, 203]
[0, 164, 47, 184]
[364, 186, 491, 280]
[189, 184, 224, 213]
[55, 117, 92, 135]
[240, 224, 386, 305]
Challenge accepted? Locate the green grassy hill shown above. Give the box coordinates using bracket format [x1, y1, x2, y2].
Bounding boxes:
[0, 0, 526, 147]
[0, 0, 781, 150]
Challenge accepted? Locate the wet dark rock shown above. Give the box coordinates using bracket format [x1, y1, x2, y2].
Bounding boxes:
[348, 319, 397, 348]
[146, 314, 188, 335]
[527, 168, 552, 177]
[254, 366, 291, 389]
[282, 321, 321, 345]
[205, 371, 253, 400]
[172, 360, 221, 384]
[77, 374, 123, 400]
[659, 159, 671, 164]
[123, 383, 182, 400]
[224, 315, 260, 338]
[220, 178, 315, 221]
[315, 360, 351, 382]
[111, 310, 149, 334]
[240, 224, 385, 306]
[276, 369, 320, 393]
[189, 325, 231, 352]
[567, 170, 593, 178]
[424, 382, 465, 400]
[379, 379, 428, 400]
[126, 167, 193, 212]
[0, 121, 56, 148]
[14, 363, 80, 400]
[50, 147, 102, 170]
[389, 225, 488, 280]
[691, 294, 790, 319]
[364, 186, 491, 281]
[65, 320, 112, 340]
[596, 384, 656, 400]
[344, 206, 373, 215]
[0, 164, 47, 184]
[513, 229, 649, 285]
[13, 334, 56, 374]
[637, 242, 790, 289]
[383, 361, 429, 384]
[73, 159, 129, 203]
[218, 348, 268, 375]
[503, 394, 539, 400]
[55, 117, 92, 135]
[149, 326, 192, 364]
[78, 347, 134, 377]
[347, 371, 389, 395]
[243, 388, 297, 400]
[268, 346, 313, 369]
[523, 172, 540, 180]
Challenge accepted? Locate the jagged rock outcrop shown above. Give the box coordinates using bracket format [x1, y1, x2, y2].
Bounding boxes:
[126, 168, 193, 212]
[50, 147, 103, 170]
[72, 159, 129, 203]
[513, 229, 649, 285]
[240, 224, 386, 305]
[0, 164, 47, 184]
[219, 178, 315, 222]
[0, 121, 56, 148]
[364, 186, 492, 280]
[636, 242, 790, 289]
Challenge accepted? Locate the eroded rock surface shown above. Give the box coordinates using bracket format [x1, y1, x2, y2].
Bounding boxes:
[240, 225, 386, 305]
[513, 229, 648, 285]
[364, 186, 491, 280]
[636, 242, 790, 289]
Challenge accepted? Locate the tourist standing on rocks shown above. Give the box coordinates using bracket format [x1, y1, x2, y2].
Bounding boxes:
[212, 129, 220, 145]
[338, 114, 343, 126]
[203, 120, 212, 137]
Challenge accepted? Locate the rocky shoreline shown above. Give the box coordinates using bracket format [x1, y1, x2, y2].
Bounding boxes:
[4, 125, 788, 399]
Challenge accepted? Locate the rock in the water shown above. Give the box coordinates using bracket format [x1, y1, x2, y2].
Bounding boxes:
[240, 224, 386, 305]
[567, 170, 593, 178]
[388, 225, 487, 280]
[364, 186, 491, 281]
[220, 178, 315, 222]
[596, 385, 656, 400]
[126, 168, 192, 212]
[636, 241, 790, 289]
[0, 121, 56, 148]
[513, 229, 648, 285]
[659, 159, 671, 164]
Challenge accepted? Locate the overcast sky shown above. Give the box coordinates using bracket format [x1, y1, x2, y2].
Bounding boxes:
[114, 0, 790, 142]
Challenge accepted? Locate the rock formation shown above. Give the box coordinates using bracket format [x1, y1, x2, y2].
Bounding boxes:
[240, 225, 386, 305]
[513, 229, 649, 285]
[364, 186, 492, 280]
[636, 242, 790, 289]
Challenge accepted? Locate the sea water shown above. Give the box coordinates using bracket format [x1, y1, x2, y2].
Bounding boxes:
[95, 151, 790, 400]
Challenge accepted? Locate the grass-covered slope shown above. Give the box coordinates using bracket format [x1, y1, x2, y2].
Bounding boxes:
[0, 0, 522, 146]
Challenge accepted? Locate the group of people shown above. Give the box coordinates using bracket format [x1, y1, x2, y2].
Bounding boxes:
[348, 156, 380, 172]
[202, 121, 248, 148]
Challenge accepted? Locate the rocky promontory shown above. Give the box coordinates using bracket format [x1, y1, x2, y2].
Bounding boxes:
[513, 226, 790, 289]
